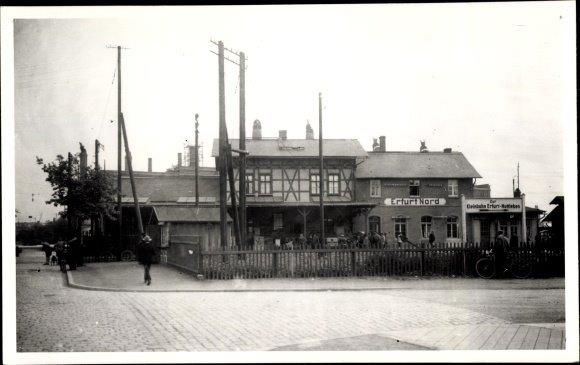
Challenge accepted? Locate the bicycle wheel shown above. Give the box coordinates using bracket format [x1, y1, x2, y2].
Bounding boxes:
[511, 258, 532, 279]
[475, 257, 495, 279]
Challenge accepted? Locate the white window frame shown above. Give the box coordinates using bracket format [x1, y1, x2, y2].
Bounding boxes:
[310, 173, 320, 195]
[447, 216, 458, 238]
[448, 179, 459, 197]
[259, 173, 272, 195]
[394, 216, 407, 239]
[421, 216, 432, 239]
[245, 173, 254, 195]
[370, 180, 381, 198]
[328, 173, 340, 195]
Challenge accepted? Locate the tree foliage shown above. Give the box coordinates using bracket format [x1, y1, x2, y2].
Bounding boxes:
[36, 153, 116, 221]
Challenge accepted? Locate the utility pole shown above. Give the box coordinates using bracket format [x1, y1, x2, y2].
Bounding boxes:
[195, 114, 199, 206]
[218, 41, 228, 249]
[116, 45, 123, 248]
[120, 113, 144, 235]
[239, 51, 246, 246]
[319, 92, 325, 245]
[211, 39, 246, 249]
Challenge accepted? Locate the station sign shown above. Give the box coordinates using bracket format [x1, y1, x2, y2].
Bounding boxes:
[465, 198, 522, 213]
[384, 197, 446, 206]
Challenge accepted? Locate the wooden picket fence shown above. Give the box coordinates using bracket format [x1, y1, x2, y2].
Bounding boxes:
[199, 242, 564, 280]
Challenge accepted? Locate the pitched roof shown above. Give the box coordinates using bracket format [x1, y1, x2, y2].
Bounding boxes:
[154, 206, 231, 223]
[211, 138, 367, 158]
[356, 151, 482, 178]
[108, 171, 219, 202]
[549, 196, 564, 205]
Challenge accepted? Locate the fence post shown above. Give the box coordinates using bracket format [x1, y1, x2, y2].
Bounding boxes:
[272, 251, 278, 277]
[350, 250, 356, 276]
[420, 249, 424, 276]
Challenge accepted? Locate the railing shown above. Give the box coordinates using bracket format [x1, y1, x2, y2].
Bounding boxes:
[198, 242, 564, 280]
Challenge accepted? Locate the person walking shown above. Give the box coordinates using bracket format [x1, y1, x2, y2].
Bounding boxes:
[138, 234, 155, 285]
[54, 239, 67, 273]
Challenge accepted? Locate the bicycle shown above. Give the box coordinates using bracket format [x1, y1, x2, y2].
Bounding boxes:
[475, 249, 532, 279]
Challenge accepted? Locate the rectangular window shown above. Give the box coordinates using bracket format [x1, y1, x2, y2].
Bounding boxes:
[259, 174, 272, 195]
[310, 173, 320, 195]
[273, 213, 283, 230]
[448, 179, 459, 197]
[447, 217, 458, 238]
[394, 217, 407, 239]
[328, 173, 340, 195]
[370, 180, 381, 198]
[409, 179, 420, 197]
[421, 216, 432, 239]
[245, 173, 254, 195]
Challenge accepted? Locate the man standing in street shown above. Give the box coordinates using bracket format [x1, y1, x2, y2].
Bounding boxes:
[138, 234, 155, 286]
[494, 230, 510, 277]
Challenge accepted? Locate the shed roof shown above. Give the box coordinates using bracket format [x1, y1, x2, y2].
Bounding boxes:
[211, 138, 367, 158]
[154, 206, 231, 223]
[356, 151, 482, 178]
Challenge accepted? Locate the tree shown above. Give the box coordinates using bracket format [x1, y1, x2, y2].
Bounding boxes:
[36, 153, 116, 238]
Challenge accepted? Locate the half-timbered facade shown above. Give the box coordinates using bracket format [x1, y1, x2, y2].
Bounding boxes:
[212, 124, 374, 245]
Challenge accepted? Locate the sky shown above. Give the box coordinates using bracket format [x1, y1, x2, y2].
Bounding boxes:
[5, 2, 576, 222]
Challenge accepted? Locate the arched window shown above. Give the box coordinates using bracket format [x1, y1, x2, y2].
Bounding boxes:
[394, 215, 407, 240]
[421, 216, 432, 239]
[447, 216, 458, 238]
[369, 216, 381, 233]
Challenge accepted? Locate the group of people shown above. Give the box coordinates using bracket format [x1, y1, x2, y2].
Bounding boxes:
[42, 237, 84, 273]
[267, 230, 438, 250]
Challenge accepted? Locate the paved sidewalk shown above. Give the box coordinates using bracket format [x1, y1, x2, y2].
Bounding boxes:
[16, 251, 568, 353]
[67, 261, 566, 292]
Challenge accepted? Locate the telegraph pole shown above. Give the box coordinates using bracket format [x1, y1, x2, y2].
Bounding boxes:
[319, 92, 325, 245]
[116, 45, 123, 248]
[239, 51, 246, 246]
[218, 41, 228, 248]
[194, 113, 199, 206]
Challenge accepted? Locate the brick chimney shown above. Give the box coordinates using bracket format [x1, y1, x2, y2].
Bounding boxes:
[305, 121, 314, 139]
[252, 119, 262, 140]
[279, 130, 287, 140]
[379, 136, 386, 152]
[420, 140, 429, 153]
[372, 138, 380, 151]
[177, 153, 182, 171]
[148, 158, 152, 172]
[443, 148, 452, 153]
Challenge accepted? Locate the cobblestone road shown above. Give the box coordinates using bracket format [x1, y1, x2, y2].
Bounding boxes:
[16, 253, 509, 352]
